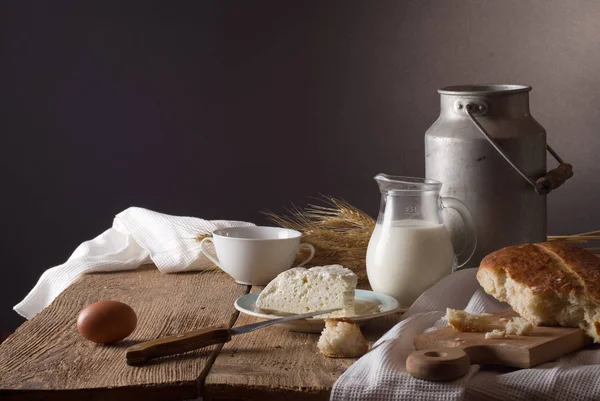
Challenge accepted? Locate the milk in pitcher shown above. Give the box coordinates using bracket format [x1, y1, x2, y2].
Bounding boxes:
[366, 219, 455, 306]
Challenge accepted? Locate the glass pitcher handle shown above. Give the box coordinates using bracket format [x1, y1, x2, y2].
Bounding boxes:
[440, 197, 477, 269]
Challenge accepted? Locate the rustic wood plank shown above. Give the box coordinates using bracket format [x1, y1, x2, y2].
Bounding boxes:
[0, 265, 248, 401]
[203, 286, 403, 401]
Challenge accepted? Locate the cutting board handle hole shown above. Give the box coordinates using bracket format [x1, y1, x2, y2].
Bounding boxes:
[424, 351, 447, 358]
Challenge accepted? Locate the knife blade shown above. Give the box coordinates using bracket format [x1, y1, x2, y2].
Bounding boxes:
[126, 307, 342, 365]
[229, 307, 342, 335]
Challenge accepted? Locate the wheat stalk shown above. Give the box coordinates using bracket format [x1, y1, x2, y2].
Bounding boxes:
[263, 196, 376, 285]
[548, 231, 600, 254]
[196, 233, 211, 242]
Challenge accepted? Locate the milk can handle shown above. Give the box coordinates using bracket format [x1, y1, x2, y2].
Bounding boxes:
[464, 104, 573, 195]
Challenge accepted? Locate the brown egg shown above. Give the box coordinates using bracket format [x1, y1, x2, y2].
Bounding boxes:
[77, 300, 137, 344]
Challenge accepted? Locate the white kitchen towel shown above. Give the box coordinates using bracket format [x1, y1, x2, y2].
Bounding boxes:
[14, 207, 254, 319]
[332, 268, 600, 401]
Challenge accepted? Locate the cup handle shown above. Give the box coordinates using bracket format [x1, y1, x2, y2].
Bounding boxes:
[440, 197, 477, 269]
[295, 243, 315, 267]
[199, 237, 221, 268]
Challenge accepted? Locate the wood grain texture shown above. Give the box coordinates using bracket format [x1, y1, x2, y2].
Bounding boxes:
[0, 265, 248, 401]
[203, 286, 403, 401]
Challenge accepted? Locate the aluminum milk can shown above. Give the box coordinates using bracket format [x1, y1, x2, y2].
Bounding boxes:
[425, 85, 573, 268]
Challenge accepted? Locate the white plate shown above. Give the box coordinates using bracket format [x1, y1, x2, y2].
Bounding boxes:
[234, 289, 403, 333]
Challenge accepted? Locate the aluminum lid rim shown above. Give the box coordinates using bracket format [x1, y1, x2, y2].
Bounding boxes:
[438, 84, 532, 96]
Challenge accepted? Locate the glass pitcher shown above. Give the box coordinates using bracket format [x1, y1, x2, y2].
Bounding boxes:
[366, 174, 476, 306]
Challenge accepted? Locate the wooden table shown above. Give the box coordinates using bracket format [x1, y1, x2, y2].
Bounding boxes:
[0, 265, 402, 400]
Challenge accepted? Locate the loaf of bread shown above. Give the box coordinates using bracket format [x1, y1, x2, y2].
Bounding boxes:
[477, 242, 600, 342]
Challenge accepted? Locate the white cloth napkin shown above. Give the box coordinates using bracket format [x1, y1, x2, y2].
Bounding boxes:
[332, 268, 600, 401]
[14, 207, 254, 319]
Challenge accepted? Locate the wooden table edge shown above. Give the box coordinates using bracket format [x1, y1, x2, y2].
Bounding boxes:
[0, 382, 198, 401]
[196, 285, 250, 396]
[202, 382, 331, 401]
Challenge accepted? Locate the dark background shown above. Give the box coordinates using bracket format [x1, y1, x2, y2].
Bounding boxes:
[1, 0, 599, 332]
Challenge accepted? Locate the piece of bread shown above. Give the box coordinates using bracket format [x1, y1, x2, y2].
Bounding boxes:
[444, 308, 533, 339]
[444, 308, 499, 332]
[317, 318, 369, 358]
[477, 242, 600, 342]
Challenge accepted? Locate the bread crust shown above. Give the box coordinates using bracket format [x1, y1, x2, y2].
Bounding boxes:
[538, 242, 600, 303]
[478, 242, 600, 298]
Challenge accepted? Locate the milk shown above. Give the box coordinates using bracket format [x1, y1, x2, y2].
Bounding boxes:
[366, 220, 455, 306]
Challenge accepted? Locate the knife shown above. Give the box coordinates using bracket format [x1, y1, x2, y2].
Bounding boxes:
[125, 308, 342, 365]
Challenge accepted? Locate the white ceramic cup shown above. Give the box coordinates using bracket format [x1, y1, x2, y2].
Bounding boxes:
[199, 226, 315, 285]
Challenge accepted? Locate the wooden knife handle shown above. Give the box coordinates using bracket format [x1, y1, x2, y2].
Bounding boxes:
[126, 325, 231, 365]
[406, 348, 470, 381]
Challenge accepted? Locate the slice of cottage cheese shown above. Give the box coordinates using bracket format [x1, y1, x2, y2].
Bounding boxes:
[255, 265, 357, 318]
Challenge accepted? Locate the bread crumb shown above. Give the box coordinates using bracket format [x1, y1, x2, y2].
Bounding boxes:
[505, 317, 534, 335]
[483, 317, 534, 339]
[318, 318, 369, 358]
[485, 329, 506, 339]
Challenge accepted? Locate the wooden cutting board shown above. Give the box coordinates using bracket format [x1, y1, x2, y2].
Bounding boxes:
[406, 310, 592, 381]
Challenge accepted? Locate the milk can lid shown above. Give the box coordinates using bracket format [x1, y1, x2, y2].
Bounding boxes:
[438, 84, 531, 96]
